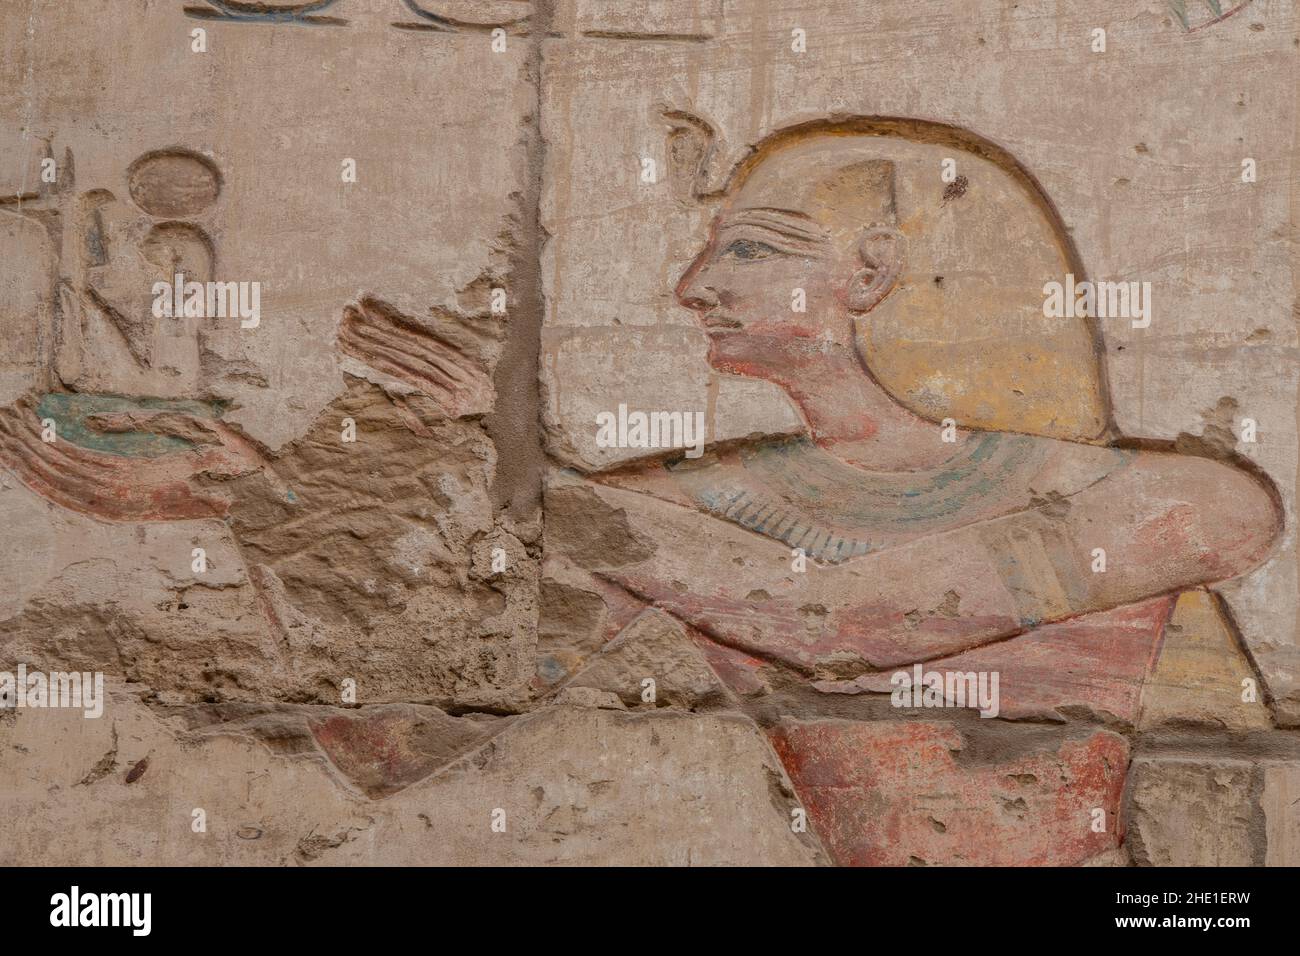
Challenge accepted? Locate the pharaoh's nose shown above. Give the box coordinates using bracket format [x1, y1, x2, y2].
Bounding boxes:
[675, 261, 720, 311]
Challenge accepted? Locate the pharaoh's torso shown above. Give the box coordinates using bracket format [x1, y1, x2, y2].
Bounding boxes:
[586, 430, 1177, 723]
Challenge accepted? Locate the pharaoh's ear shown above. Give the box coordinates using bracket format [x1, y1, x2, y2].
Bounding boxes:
[846, 226, 906, 313]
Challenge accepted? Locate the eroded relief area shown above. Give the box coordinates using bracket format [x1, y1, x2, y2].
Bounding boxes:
[1, 0, 1298, 866]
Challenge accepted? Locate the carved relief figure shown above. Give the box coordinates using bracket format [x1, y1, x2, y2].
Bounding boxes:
[552, 119, 1281, 864]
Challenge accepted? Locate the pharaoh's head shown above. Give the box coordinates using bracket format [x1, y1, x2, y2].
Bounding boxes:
[675, 120, 1112, 442]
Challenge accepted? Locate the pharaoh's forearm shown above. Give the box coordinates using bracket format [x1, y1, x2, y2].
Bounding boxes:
[574, 478, 1024, 668]
[577, 460, 1274, 672]
[593, 505, 1025, 670]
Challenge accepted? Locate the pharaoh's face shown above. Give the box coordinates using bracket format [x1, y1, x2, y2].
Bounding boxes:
[673, 134, 1111, 442]
[674, 146, 902, 380]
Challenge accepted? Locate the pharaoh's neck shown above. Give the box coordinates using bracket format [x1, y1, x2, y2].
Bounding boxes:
[750, 344, 972, 472]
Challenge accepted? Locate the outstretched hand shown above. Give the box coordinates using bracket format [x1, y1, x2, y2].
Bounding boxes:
[337, 298, 495, 417]
[0, 395, 265, 522]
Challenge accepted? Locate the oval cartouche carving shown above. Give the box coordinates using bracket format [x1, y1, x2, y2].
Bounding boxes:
[127, 149, 221, 217]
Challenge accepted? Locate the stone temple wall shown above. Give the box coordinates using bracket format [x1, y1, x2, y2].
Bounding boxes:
[1, 0, 1298, 866]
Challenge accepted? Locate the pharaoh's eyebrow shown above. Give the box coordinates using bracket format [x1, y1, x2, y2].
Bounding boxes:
[740, 206, 818, 222]
[725, 207, 831, 244]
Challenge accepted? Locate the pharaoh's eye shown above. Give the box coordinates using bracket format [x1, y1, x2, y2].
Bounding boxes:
[720, 239, 779, 261]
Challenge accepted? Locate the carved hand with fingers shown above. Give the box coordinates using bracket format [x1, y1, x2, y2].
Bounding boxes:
[0, 394, 265, 522]
[336, 296, 495, 418]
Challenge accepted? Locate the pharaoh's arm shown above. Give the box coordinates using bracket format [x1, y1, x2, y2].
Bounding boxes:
[560, 452, 1279, 672]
